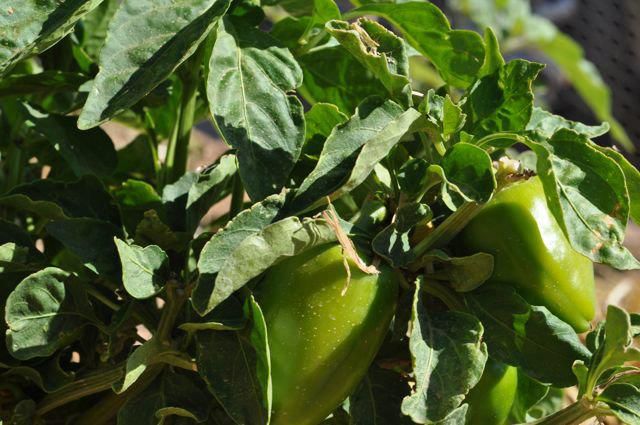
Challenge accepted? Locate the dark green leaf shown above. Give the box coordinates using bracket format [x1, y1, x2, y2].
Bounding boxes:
[415, 250, 494, 293]
[23, 104, 117, 178]
[465, 285, 591, 387]
[78, 0, 231, 128]
[372, 202, 431, 267]
[46, 218, 123, 276]
[0, 0, 104, 76]
[401, 277, 487, 423]
[208, 17, 304, 200]
[118, 369, 211, 425]
[0, 176, 119, 221]
[597, 383, 640, 424]
[299, 45, 390, 114]
[349, 367, 412, 425]
[0, 72, 89, 98]
[526, 107, 609, 140]
[2, 356, 74, 393]
[79, 0, 119, 61]
[509, 371, 550, 423]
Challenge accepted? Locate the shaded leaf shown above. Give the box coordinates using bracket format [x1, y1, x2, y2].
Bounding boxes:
[465, 285, 591, 387]
[350, 366, 412, 425]
[0, 71, 89, 98]
[401, 277, 487, 423]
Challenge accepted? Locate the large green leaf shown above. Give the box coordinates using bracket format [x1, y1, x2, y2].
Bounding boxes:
[199, 216, 335, 314]
[346, 2, 485, 88]
[208, 17, 304, 201]
[78, 0, 231, 128]
[401, 277, 487, 423]
[291, 97, 420, 212]
[533, 131, 640, 270]
[0, 72, 89, 98]
[466, 285, 591, 387]
[299, 44, 389, 114]
[5, 268, 93, 360]
[118, 369, 211, 425]
[193, 193, 285, 315]
[0, 0, 104, 76]
[349, 367, 412, 425]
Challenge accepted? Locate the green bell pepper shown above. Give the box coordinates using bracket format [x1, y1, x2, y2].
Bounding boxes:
[257, 244, 399, 425]
[465, 358, 518, 425]
[455, 176, 595, 332]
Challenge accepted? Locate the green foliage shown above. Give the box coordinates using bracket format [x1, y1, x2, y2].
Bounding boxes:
[0, 1, 639, 424]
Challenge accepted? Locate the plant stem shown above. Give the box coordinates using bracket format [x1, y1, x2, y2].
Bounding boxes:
[161, 49, 203, 188]
[412, 202, 483, 258]
[157, 283, 188, 343]
[523, 399, 603, 425]
[36, 364, 124, 416]
[229, 173, 245, 220]
[422, 279, 465, 311]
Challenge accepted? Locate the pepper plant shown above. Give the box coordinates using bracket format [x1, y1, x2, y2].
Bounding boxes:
[1, 1, 640, 424]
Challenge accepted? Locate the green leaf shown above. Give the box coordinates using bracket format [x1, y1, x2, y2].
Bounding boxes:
[292, 97, 420, 212]
[193, 193, 285, 315]
[196, 326, 268, 424]
[179, 296, 246, 333]
[3, 356, 74, 393]
[298, 0, 341, 45]
[0, 0, 104, 76]
[438, 142, 495, 205]
[415, 250, 494, 293]
[326, 19, 411, 107]
[526, 107, 609, 140]
[134, 210, 190, 252]
[401, 277, 487, 423]
[465, 285, 591, 387]
[23, 104, 117, 178]
[78, 0, 231, 128]
[533, 131, 640, 270]
[46, 218, 123, 277]
[347, 2, 485, 88]
[509, 370, 550, 423]
[244, 296, 272, 424]
[597, 383, 640, 424]
[299, 45, 390, 114]
[372, 202, 431, 267]
[200, 216, 336, 314]
[462, 59, 544, 137]
[208, 16, 304, 200]
[115, 179, 163, 234]
[0, 71, 89, 98]
[478, 27, 504, 78]
[79, 0, 120, 61]
[0, 176, 119, 221]
[5, 268, 93, 360]
[349, 366, 412, 425]
[114, 238, 169, 300]
[118, 369, 211, 425]
[114, 338, 163, 394]
[162, 154, 237, 233]
[592, 145, 640, 225]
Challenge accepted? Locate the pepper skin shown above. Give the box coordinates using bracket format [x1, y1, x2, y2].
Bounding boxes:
[465, 358, 518, 425]
[257, 244, 399, 425]
[455, 176, 595, 332]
